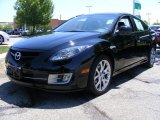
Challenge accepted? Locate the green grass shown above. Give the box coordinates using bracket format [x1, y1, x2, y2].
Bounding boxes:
[0, 46, 10, 54]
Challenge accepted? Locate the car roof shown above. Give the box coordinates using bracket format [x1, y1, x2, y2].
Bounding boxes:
[77, 13, 133, 17]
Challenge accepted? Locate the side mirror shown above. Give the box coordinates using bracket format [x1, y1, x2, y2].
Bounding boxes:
[117, 26, 132, 35]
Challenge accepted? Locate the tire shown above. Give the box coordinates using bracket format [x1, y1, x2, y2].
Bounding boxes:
[0, 35, 4, 45]
[145, 47, 156, 68]
[88, 55, 112, 96]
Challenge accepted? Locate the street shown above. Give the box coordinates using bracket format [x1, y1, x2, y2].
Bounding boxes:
[0, 37, 160, 120]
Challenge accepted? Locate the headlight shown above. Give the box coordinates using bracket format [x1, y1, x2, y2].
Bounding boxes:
[50, 45, 92, 61]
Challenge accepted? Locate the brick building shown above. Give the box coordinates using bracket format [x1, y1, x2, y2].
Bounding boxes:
[50, 19, 66, 28]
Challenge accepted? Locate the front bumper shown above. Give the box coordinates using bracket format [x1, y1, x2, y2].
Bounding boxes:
[5, 48, 95, 91]
[8, 76, 84, 92]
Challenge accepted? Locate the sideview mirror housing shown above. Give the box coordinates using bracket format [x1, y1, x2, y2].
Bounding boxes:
[117, 26, 132, 35]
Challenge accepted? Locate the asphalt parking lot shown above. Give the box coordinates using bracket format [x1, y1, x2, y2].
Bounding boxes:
[0, 37, 160, 120]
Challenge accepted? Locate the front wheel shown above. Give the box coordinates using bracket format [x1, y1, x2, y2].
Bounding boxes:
[0, 35, 4, 45]
[145, 47, 156, 68]
[88, 55, 112, 96]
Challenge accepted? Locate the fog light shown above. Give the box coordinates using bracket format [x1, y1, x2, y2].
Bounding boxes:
[48, 73, 72, 84]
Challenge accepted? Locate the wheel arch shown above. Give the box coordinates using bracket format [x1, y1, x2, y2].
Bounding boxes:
[95, 49, 115, 73]
[87, 50, 114, 96]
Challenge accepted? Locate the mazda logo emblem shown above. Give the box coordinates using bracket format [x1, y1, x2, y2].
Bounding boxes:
[15, 52, 21, 61]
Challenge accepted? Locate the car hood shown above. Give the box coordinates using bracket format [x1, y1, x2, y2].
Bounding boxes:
[12, 32, 101, 50]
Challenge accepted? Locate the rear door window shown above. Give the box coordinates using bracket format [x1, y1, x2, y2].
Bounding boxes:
[133, 18, 144, 31]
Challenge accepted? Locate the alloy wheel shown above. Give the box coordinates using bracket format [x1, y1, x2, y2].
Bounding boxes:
[150, 48, 156, 65]
[94, 60, 111, 92]
[0, 36, 3, 44]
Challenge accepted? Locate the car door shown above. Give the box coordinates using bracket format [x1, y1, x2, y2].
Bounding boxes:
[132, 17, 151, 60]
[111, 16, 137, 71]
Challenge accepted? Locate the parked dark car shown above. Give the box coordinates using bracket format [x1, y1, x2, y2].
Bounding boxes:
[5, 13, 156, 95]
[150, 25, 160, 46]
[10, 29, 22, 35]
[3, 29, 13, 35]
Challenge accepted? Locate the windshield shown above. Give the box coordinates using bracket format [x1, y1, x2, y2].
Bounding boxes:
[54, 14, 116, 33]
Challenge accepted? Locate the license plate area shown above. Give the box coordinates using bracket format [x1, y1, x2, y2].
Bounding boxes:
[7, 65, 21, 80]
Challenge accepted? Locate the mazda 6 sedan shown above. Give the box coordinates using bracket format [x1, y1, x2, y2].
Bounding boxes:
[5, 13, 156, 96]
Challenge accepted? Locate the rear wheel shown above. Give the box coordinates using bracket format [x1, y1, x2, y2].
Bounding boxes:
[145, 47, 156, 68]
[0, 35, 4, 45]
[88, 55, 112, 96]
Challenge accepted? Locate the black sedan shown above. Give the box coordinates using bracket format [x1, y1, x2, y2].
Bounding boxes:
[5, 13, 156, 96]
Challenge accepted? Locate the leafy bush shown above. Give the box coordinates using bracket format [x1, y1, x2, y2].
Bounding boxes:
[0, 46, 10, 54]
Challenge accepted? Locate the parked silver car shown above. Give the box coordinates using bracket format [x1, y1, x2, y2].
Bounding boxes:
[0, 31, 10, 44]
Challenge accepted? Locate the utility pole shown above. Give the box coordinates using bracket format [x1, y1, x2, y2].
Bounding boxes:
[157, 19, 159, 24]
[86, 6, 92, 14]
[146, 13, 151, 25]
[133, 0, 135, 15]
[60, 14, 61, 20]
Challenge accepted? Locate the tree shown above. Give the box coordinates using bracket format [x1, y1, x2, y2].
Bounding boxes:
[153, 22, 160, 25]
[14, 0, 54, 34]
[3, 24, 13, 30]
[14, 16, 22, 29]
[0, 25, 3, 30]
[143, 20, 149, 25]
[37, 24, 52, 32]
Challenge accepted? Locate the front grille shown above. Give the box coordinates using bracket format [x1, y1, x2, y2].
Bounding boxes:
[10, 49, 41, 62]
[6, 64, 21, 80]
[7, 68, 21, 80]
[22, 68, 48, 80]
[21, 68, 48, 84]
[8, 48, 48, 84]
[7, 66, 48, 84]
